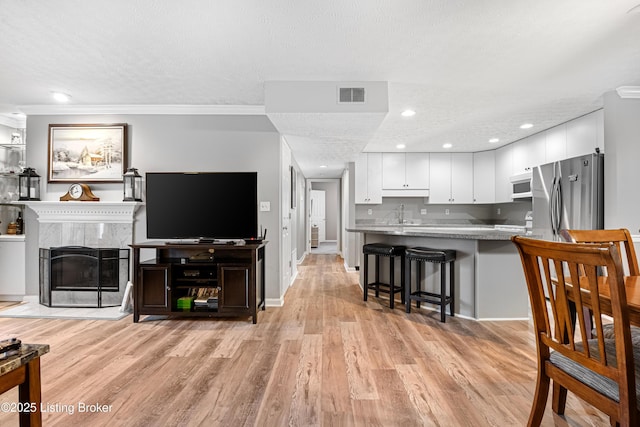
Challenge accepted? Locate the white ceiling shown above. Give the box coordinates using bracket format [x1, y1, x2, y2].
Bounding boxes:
[1, 0, 640, 178]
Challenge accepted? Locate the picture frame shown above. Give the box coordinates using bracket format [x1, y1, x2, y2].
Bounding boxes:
[47, 123, 128, 183]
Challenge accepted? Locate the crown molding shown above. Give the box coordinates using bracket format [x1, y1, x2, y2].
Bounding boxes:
[17, 104, 266, 116]
[616, 86, 640, 99]
[0, 114, 26, 128]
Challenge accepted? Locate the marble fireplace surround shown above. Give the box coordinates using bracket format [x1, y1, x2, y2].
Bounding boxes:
[23, 201, 141, 307]
[23, 201, 140, 249]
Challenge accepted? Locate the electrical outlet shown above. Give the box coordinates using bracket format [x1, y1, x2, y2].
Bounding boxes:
[259, 201, 271, 212]
[420, 209, 427, 215]
[445, 208, 450, 215]
[497, 208, 501, 215]
[367, 209, 373, 215]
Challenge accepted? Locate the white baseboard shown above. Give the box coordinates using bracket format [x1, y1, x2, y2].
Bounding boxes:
[265, 297, 284, 307]
[343, 261, 357, 272]
[297, 252, 307, 264]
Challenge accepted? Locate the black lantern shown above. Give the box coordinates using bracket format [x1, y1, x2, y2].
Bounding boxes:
[18, 167, 41, 201]
[123, 167, 143, 201]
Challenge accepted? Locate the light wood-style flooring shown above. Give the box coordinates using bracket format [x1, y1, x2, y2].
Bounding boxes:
[0, 254, 609, 426]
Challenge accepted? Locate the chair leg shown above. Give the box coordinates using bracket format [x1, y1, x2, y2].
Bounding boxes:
[405, 258, 412, 314]
[363, 253, 369, 302]
[389, 256, 395, 309]
[528, 370, 551, 427]
[551, 382, 567, 415]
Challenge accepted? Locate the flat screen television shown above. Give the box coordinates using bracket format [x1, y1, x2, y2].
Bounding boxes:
[145, 172, 258, 240]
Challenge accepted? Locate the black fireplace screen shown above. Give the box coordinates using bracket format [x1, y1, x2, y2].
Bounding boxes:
[39, 246, 130, 307]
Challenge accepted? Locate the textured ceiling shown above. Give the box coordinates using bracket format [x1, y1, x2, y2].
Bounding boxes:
[1, 0, 640, 178]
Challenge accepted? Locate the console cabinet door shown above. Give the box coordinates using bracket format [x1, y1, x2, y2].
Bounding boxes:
[138, 265, 171, 313]
[219, 264, 250, 312]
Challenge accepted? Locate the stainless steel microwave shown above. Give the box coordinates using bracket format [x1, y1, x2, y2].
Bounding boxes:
[510, 171, 532, 199]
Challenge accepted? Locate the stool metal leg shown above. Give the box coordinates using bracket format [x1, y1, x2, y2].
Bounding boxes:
[374, 255, 380, 297]
[440, 262, 446, 323]
[416, 261, 422, 309]
[449, 260, 455, 318]
[405, 257, 412, 313]
[389, 256, 395, 309]
[400, 254, 405, 305]
[363, 253, 369, 302]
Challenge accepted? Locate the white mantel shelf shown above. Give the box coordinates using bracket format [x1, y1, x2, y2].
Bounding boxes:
[21, 201, 142, 223]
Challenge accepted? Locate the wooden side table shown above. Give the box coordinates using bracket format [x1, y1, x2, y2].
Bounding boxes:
[0, 343, 49, 427]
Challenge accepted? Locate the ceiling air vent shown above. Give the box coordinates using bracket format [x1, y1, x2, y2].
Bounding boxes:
[338, 87, 365, 103]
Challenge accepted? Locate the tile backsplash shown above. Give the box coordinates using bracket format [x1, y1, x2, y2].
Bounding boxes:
[355, 197, 532, 226]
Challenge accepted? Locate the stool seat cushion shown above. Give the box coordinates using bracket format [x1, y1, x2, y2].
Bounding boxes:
[363, 243, 406, 256]
[405, 247, 456, 262]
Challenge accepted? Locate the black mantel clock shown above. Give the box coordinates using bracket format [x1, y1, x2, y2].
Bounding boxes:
[60, 183, 100, 201]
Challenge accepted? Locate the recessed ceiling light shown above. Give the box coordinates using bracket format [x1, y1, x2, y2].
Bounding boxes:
[319, 165, 327, 168]
[442, 143, 452, 149]
[520, 123, 534, 129]
[401, 110, 416, 117]
[489, 138, 500, 143]
[396, 144, 406, 149]
[52, 92, 71, 102]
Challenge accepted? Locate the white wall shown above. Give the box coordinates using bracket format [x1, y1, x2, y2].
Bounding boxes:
[24, 114, 283, 299]
[603, 92, 640, 232]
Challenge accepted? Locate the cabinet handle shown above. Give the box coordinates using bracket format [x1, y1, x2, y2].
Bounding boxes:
[217, 286, 222, 291]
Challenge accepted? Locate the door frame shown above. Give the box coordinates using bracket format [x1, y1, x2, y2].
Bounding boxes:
[306, 178, 342, 254]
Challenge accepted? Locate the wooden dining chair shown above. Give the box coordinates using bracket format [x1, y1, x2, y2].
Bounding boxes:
[561, 228, 640, 342]
[512, 236, 639, 426]
[560, 228, 639, 276]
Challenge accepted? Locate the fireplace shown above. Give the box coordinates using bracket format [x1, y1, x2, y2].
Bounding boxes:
[40, 246, 129, 308]
[22, 201, 141, 308]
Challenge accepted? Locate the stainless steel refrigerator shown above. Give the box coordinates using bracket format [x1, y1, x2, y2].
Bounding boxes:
[532, 152, 604, 241]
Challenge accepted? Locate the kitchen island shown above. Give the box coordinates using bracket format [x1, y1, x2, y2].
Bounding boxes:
[347, 225, 531, 320]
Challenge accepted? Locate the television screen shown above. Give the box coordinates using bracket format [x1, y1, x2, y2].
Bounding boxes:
[145, 172, 258, 240]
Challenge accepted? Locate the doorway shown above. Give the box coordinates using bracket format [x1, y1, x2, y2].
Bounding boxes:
[308, 180, 341, 255]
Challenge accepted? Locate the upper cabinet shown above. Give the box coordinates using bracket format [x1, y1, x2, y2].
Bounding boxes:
[382, 153, 429, 196]
[355, 153, 382, 204]
[545, 109, 604, 163]
[494, 144, 512, 203]
[428, 153, 473, 204]
[512, 132, 545, 174]
[545, 125, 566, 163]
[566, 109, 604, 158]
[473, 150, 495, 203]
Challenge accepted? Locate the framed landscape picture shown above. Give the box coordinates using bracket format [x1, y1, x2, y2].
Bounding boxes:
[48, 123, 128, 183]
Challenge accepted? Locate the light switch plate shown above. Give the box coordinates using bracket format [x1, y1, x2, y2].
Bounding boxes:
[260, 201, 271, 212]
[420, 209, 427, 215]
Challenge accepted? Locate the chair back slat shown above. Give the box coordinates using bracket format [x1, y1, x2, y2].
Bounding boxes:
[560, 228, 640, 276]
[512, 236, 637, 425]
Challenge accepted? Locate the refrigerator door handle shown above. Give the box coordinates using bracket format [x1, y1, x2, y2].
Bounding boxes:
[553, 178, 563, 236]
[550, 177, 558, 236]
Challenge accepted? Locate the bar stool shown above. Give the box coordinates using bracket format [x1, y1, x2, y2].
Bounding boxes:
[363, 243, 406, 309]
[404, 247, 456, 322]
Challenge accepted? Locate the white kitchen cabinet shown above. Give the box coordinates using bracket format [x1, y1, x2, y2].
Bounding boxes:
[473, 150, 495, 203]
[512, 133, 545, 174]
[545, 125, 566, 163]
[566, 109, 604, 158]
[0, 236, 25, 300]
[494, 144, 512, 203]
[355, 153, 382, 204]
[382, 153, 429, 196]
[428, 153, 473, 204]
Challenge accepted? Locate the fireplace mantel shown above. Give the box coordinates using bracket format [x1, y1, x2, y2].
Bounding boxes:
[22, 201, 142, 223]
